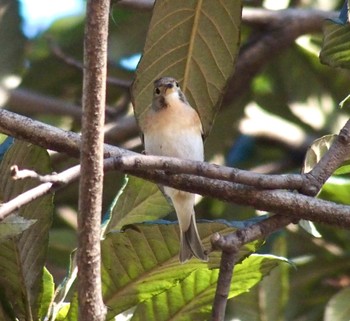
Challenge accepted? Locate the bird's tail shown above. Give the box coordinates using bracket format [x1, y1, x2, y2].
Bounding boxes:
[167, 189, 208, 263]
[179, 214, 208, 263]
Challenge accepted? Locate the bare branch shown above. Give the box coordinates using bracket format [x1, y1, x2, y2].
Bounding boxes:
[112, 154, 304, 189]
[120, 168, 350, 228]
[77, 0, 109, 319]
[0, 108, 134, 158]
[3, 151, 350, 228]
[1, 109, 350, 229]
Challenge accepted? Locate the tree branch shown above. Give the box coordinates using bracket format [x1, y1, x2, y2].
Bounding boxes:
[1, 109, 350, 228]
[209, 120, 350, 320]
[111, 154, 304, 190]
[77, 0, 109, 319]
[2, 149, 350, 228]
[211, 249, 239, 321]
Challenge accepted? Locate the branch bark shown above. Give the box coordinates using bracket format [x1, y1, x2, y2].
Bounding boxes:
[77, 0, 110, 319]
[209, 121, 350, 320]
[1, 109, 350, 229]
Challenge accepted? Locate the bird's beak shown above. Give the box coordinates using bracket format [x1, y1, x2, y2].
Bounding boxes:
[164, 83, 177, 95]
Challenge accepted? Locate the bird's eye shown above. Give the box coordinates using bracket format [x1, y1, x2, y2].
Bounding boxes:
[175, 82, 179, 87]
[155, 88, 160, 95]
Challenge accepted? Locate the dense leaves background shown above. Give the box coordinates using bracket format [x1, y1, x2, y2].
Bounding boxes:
[1, 0, 350, 320]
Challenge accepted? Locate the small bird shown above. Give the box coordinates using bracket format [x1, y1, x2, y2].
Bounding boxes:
[140, 77, 208, 263]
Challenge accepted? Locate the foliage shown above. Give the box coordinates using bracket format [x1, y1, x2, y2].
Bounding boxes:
[0, 0, 350, 320]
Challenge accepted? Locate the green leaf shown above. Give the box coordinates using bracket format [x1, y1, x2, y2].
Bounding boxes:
[66, 221, 260, 320]
[0, 214, 36, 240]
[324, 287, 350, 321]
[0, 133, 8, 144]
[334, 163, 350, 175]
[0, 140, 53, 320]
[320, 21, 350, 69]
[37, 267, 55, 320]
[104, 176, 172, 234]
[56, 303, 71, 321]
[319, 176, 350, 205]
[103, 222, 260, 319]
[130, 254, 288, 321]
[132, 0, 242, 136]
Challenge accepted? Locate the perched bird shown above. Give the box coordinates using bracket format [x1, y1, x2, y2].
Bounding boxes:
[141, 77, 208, 263]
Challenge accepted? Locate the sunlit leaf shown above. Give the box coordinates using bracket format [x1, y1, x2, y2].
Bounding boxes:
[132, 0, 242, 135]
[130, 254, 288, 321]
[229, 235, 290, 321]
[37, 267, 55, 320]
[324, 287, 350, 321]
[66, 221, 261, 320]
[104, 176, 172, 234]
[48, 250, 77, 321]
[102, 221, 255, 319]
[319, 176, 350, 205]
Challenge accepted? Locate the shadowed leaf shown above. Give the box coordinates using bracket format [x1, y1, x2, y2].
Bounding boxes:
[320, 21, 350, 69]
[104, 176, 172, 234]
[0, 140, 53, 320]
[0, 214, 36, 240]
[132, 0, 242, 136]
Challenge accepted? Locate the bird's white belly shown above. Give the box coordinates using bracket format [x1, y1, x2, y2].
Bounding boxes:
[144, 127, 203, 162]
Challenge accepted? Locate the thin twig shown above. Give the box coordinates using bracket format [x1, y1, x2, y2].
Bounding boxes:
[0, 164, 80, 221]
